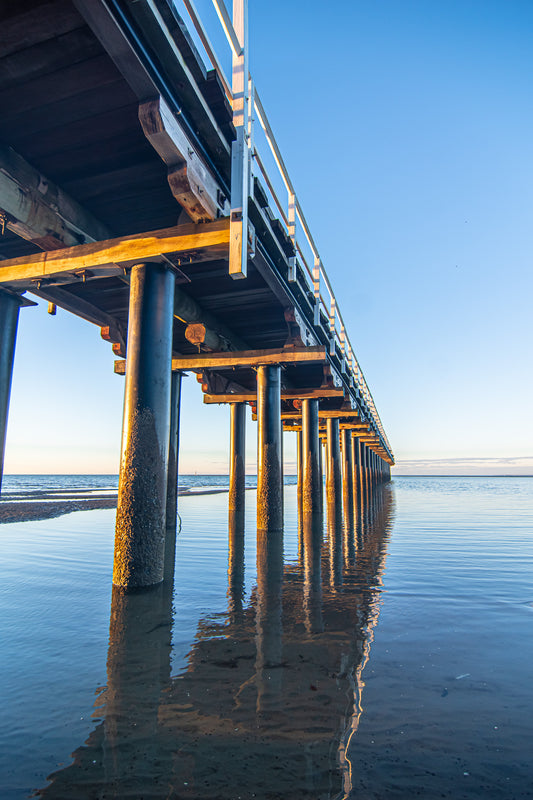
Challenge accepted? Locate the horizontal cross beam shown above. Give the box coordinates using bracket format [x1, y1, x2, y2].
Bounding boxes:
[114, 346, 327, 376]
[202, 387, 344, 403]
[280, 409, 361, 420]
[0, 219, 230, 289]
[170, 346, 327, 370]
[282, 424, 375, 436]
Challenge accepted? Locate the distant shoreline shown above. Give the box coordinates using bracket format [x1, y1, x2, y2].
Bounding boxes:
[0, 487, 233, 525]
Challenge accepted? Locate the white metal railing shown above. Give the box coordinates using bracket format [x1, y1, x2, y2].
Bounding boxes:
[178, 0, 392, 456]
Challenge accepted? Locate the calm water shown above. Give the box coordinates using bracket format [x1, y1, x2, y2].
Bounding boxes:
[1, 474, 297, 497]
[0, 476, 532, 799]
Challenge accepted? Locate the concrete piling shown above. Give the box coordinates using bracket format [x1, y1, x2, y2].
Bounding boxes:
[0, 290, 23, 495]
[229, 402, 246, 514]
[256, 365, 283, 531]
[341, 428, 353, 522]
[301, 398, 321, 518]
[325, 417, 342, 511]
[113, 263, 175, 590]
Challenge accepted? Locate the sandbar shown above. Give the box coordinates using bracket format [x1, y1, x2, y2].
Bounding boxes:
[0, 487, 231, 524]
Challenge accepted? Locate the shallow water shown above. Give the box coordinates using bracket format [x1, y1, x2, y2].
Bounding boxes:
[1, 477, 532, 799]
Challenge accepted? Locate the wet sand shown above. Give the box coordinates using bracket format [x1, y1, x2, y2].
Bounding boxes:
[0, 488, 231, 524]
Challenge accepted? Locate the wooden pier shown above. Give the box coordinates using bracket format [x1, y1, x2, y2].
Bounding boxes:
[0, 0, 393, 590]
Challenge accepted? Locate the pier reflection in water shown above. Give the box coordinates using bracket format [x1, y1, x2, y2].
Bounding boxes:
[39, 487, 394, 799]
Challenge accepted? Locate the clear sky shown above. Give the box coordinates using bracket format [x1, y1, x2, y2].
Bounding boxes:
[4, 0, 533, 475]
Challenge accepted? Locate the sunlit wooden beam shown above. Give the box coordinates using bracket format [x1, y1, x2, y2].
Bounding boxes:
[0, 219, 230, 289]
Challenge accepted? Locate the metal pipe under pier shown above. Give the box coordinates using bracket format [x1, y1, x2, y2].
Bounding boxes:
[113, 263, 175, 591]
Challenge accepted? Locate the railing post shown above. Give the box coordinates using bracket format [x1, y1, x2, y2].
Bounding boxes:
[288, 192, 296, 281]
[229, 0, 250, 279]
[313, 256, 320, 325]
[329, 297, 336, 355]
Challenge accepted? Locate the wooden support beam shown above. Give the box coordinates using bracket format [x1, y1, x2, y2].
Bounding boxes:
[114, 345, 327, 376]
[30, 286, 126, 348]
[170, 346, 327, 371]
[282, 423, 373, 433]
[184, 322, 225, 351]
[202, 387, 344, 403]
[139, 97, 227, 222]
[280, 409, 360, 421]
[0, 219, 230, 289]
[0, 144, 111, 249]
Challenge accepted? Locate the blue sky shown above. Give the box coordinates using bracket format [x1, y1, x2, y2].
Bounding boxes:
[4, 0, 533, 475]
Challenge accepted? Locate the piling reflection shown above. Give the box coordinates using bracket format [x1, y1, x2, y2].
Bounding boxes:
[227, 507, 245, 619]
[39, 486, 394, 799]
[302, 513, 323, 634]
[327, 502, 344, 589]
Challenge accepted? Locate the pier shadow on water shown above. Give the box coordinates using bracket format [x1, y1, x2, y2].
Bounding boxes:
[37, 487, 394, 799]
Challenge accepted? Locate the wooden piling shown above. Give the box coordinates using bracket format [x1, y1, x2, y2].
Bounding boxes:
[0, 290, 23, 494]
[229, 402, 246, 513]
[256, 365, 283, 530]
[113, 263, 175, 590]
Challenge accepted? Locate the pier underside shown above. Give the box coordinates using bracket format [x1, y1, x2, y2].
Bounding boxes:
[0, 0, 393, 589]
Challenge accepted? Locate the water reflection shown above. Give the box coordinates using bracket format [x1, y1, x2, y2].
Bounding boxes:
[39, 486, 394, 799]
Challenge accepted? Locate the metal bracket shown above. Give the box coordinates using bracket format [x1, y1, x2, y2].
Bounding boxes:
[288, 256, 297, 282]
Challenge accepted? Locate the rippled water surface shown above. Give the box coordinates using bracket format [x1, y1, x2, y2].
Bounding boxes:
[1, 476, 532, 799]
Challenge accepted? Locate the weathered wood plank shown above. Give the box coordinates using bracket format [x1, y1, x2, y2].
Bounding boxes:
[0, 144, 111, 250]
[280, 409, 361, 420]
[29, 285, 126, 347]
[0, 220, 230, 288]
[0, 54, 120, 117]
[0, 0, 83, 59]
[170, 346, 327, 370]
[202, 387, 344, 403]
[0, 25, 102, 91]
[139, 97, 225, 222]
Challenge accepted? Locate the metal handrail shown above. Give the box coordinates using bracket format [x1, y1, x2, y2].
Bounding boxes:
[179, 0, 392, 456]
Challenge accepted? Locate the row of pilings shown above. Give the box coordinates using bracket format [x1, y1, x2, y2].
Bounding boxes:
[0, 273, 391, 593]
[107, 266, 391, 591]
